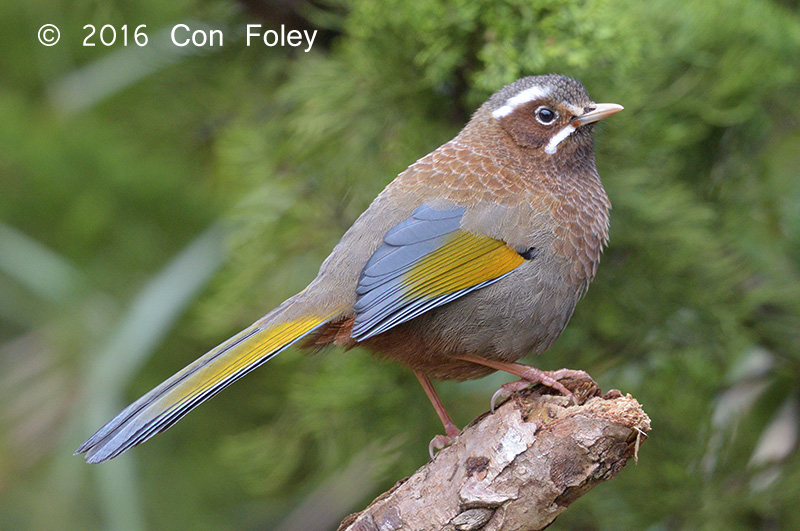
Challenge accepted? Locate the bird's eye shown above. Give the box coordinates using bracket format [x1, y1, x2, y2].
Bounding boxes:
[535, 107, 557, 125]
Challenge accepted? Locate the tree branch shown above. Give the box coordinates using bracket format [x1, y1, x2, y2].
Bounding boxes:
[339, 372, 650, 531]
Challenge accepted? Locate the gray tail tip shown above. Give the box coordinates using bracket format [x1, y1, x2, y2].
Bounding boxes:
[74, 441, 102, 463]
[74, 440, 91, 457]
[74, 448, 106, 464]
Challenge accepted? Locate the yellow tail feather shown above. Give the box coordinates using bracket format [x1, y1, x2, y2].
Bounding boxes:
[76, 314, 330, 463]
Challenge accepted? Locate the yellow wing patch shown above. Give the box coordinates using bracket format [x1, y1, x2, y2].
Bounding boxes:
[404, 231, 526, 297]
[352, 223, 526, 341]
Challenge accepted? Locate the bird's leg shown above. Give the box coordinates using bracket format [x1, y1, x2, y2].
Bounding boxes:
[414, 370, 461, 457]
[456, 355, 589, 407]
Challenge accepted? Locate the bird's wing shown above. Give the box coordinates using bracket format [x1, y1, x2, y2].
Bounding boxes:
[351, 204, 526, 341]
[76, 313, 334, 463]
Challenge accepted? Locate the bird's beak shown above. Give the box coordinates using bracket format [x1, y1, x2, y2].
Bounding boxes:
[571, 103, 624, 127]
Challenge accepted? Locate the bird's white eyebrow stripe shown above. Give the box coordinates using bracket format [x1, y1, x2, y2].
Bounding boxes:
[544, 124, 576, 155]
[564, 103, 584, 116]
[492, 86, 552, 118]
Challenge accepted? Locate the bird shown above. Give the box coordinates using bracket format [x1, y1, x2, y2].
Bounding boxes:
[76, 74, 622, 463]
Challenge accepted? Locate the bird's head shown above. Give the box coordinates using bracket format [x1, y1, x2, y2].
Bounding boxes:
[485, 75, 622, 159]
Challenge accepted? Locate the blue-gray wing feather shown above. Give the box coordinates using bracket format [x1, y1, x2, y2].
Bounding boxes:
[351, 204, 519, 341]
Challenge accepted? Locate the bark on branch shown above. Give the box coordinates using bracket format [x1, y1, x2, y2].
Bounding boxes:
[339, 372, 650, 531]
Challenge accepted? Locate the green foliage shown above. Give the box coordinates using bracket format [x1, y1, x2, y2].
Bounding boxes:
[2, 0, 800, 529]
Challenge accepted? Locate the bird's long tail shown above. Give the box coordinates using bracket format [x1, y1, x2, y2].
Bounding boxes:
[75, 311, 333, 463]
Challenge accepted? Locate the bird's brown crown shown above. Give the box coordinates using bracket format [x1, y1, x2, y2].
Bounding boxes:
[485, 75, 598, 157]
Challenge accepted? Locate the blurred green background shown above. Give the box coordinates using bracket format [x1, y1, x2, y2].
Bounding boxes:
[2, 0, 800, 529]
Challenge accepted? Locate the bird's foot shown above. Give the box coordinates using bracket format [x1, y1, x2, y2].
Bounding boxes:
[546, 368, 598, 403]
[485, 366, 599, 410]
[491, 379, 535, 412]
[428, 427, 461, 459]
[489, 367, 577, 409]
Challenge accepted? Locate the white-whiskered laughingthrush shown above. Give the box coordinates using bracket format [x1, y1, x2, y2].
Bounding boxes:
[77, 74, 623, 462]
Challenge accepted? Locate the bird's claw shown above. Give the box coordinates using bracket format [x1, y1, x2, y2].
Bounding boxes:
[490, 379, 534, 412]
[489, 368, 596, 412]
[429, 434, 454, 459]
[428, 422, 461, 458]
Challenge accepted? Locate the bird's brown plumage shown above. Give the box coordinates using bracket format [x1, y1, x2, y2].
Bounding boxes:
[311, 75, 612, 380]
[76, 74, 621, 463]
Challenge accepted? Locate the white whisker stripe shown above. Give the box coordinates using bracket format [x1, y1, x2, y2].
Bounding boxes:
[544, 124, 576, 155]
[492, 86, 552, 119]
